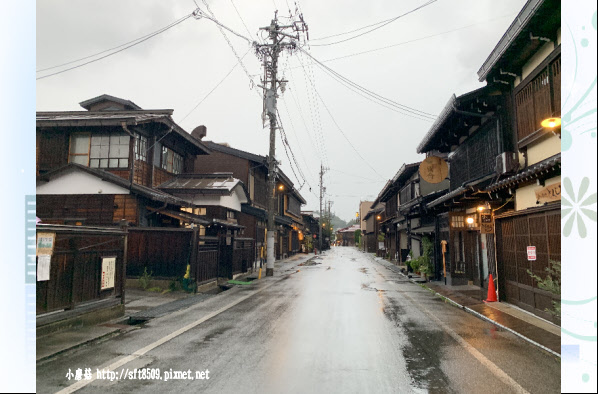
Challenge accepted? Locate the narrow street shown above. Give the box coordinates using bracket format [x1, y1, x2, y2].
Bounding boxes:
[37, 247, 560, 394]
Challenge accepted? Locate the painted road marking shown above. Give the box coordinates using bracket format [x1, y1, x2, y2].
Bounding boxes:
[56, 282, 275, 394]
[372, 258, 530, 394]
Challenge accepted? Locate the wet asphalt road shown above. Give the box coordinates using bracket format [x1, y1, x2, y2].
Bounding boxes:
[37, 247, 560, 394]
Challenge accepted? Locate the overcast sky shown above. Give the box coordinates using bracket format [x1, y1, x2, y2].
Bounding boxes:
[36, 0, 528, 222]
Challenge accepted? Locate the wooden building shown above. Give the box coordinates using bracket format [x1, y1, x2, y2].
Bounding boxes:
[301, 211, 320, 253]
[362, 205, 385, 255]
[36, 94, 211, 227]
[336, 225, 361, 247]
[195, 141, 306, 261]
[417, 85, 511, 289]
[477, 0, 561, 322]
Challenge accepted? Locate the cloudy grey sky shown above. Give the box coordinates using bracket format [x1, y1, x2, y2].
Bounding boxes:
[36, 0, 527, 222]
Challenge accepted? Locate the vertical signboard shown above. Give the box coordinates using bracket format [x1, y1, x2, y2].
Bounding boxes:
[480, 212, 494, 234]
[101, 257, 116, 290]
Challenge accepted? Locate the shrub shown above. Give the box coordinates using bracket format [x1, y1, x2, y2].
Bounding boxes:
[138, 267, 153, 290]
[528, 260, 561, 318]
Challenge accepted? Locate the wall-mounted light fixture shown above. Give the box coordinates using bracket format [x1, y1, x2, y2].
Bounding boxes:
[541, 117, 561, 137]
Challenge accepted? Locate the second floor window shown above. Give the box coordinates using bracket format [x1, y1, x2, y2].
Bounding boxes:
[69, 132, 130, 168]
[161, 146, 183, 174]
[134, 134, 148, 162]
[89, 133, 130, 169]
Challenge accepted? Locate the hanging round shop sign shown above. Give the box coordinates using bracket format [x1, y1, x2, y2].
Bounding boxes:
[419, 156, 449, 184]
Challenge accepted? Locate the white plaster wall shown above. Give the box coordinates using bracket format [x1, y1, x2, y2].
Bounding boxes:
[36, 171, 130, 195]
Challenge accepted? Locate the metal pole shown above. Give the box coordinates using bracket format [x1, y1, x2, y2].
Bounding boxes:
[319, 163, 323, 253]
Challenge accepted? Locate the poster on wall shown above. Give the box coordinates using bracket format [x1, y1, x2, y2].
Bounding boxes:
[101, 257, 116, 290]
[36, 232, 55, 256]
[37, 254, 51, 281]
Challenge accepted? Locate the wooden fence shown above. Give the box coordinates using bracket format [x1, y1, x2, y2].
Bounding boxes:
[127, 228, 252, 284]
[233, 238, 254, 275]
[127, 228, 192, 278]
[36, 224, 127, 315]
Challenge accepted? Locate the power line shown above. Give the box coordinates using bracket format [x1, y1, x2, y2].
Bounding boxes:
[37, 13, 194, 80]
[310, 0, 438, 47]
[229, 0, 253, 38]
[297, 56, 386, 181]
[329, 168, 380, 182]
[286, 66, 323, 163]
[295, 51, 329, 167]
[308, 56, 435, 122]
[178, 49, 250, 125]
[279, 97, 318, 187]
[318, 13, 518, 64]
[299, 48, 436, 120]
[310, 18, 393, 42]
[196, 4, 259, 93]
[37, 13, 193, 73]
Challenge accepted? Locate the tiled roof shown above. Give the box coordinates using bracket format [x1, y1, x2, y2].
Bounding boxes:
[203, 141, 306, 204]
[426, 186, 467, 209]
[486, 153, 561, 192]
[158, 173, 243, 195]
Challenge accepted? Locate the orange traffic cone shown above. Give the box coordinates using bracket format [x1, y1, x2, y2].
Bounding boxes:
[485, 274, 497, 302]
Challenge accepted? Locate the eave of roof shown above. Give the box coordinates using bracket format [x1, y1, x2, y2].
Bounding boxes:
[486, 153, 561, 192]
[203, 141, 306, 204]
[391, 162, 421, 185]
[417, 87, 490, 153]
[477, 0, 545, 82]
[426, 186, 468, 209]
[203, 141, 266, 164]
[36, 110, 211, 155]
[363, 206, 385, 220]
[146, 207, 210, 225]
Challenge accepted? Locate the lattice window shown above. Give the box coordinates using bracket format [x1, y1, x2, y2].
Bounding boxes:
[515, 55, 561, 141]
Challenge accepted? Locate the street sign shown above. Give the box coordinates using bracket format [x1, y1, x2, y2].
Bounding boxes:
[527, 246, 537, 261]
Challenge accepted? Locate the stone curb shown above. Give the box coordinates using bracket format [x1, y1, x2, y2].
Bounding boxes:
[367, 252, 561, 359]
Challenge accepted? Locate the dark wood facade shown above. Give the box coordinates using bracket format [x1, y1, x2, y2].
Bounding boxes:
[494, 204, 560, 323]
[195, 142, 305, 262]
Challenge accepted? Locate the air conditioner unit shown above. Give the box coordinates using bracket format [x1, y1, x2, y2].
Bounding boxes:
[495, 152, 518, 175]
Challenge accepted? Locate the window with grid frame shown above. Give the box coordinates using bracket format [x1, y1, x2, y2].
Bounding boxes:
[134, 133, 148, 162]
[161, 146, 183, 174]
[88, 133, 130, 169]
